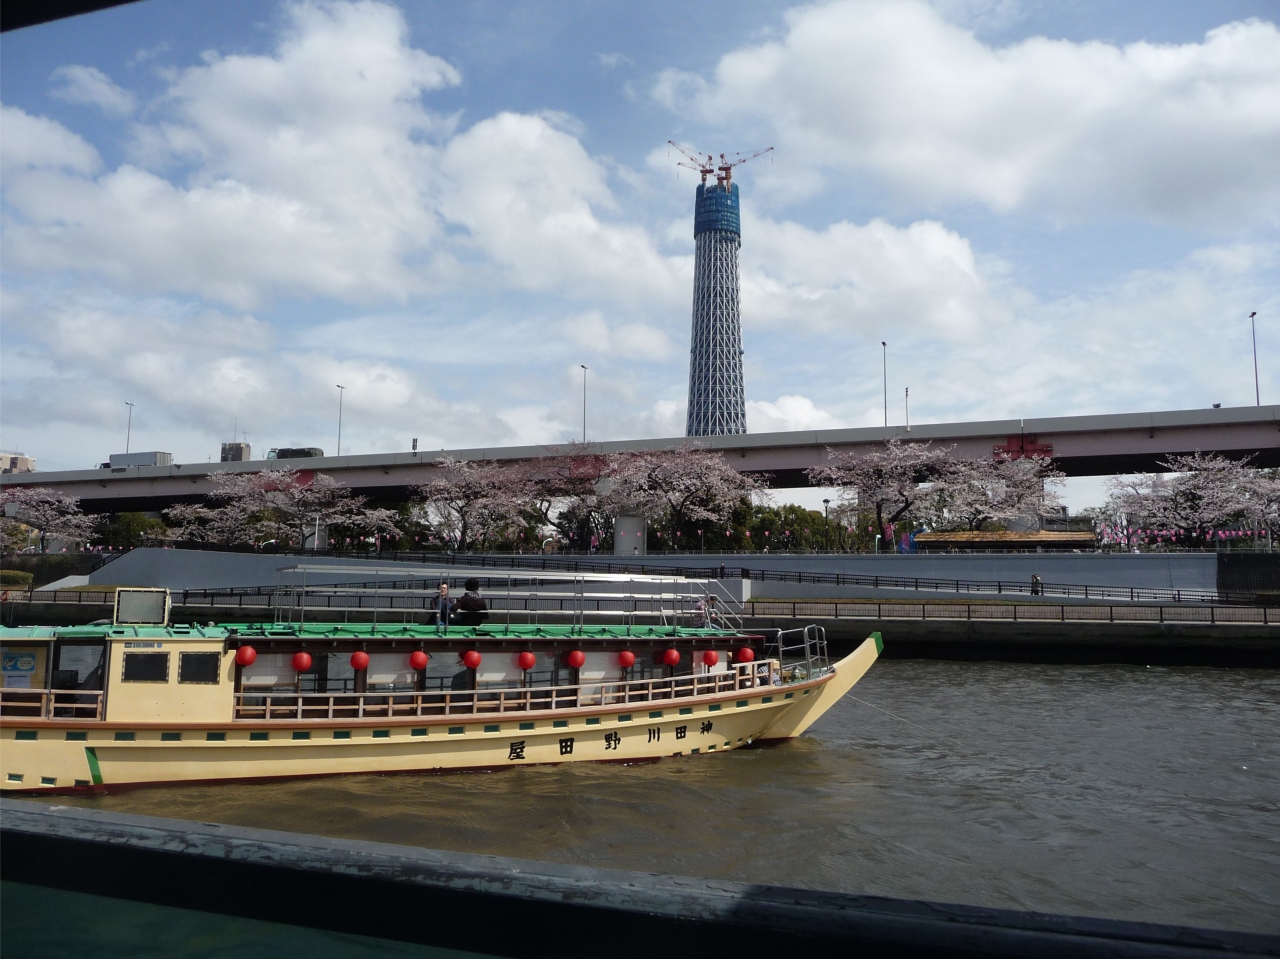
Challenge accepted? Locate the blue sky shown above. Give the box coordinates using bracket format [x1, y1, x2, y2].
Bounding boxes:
[2, 0, 1278, 509]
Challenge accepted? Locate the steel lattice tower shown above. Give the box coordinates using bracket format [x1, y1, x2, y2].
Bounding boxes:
[686, 180, 746, 436]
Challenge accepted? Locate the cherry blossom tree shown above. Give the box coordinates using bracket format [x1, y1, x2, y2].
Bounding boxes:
[919, 455, 1065, 532]
[1245, 469, 1280, 539]
[603, 446, 762, 540]
[1082, 454, 1267, 549]
[1084, 474, 1166, 548]
[520, 445, 612, 550]
[1146, 452, 1253, 547]
[165, 468, 400, 547]
[410, 458, 530, 551]
[1, 487, 98, 552]
[809, 439, 951, 551]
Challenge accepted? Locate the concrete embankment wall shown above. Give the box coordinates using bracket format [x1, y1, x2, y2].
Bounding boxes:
[563, 552, 1219, 594]
[765, 618, 1280, 667]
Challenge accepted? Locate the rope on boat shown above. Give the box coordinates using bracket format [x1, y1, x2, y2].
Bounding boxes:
[847, 695, 968, 749]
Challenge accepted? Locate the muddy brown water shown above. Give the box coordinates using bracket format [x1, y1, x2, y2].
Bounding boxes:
[56, 660, 1280, 934]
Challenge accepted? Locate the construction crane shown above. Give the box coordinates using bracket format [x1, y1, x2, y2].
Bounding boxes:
[668, 142, 773, 188]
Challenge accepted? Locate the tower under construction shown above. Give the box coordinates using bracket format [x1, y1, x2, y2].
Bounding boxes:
[672, 144, 771, 437]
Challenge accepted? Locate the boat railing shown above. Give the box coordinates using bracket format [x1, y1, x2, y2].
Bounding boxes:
[0, 688, 105, 721]
[233, 660, 784, 721]
[766, 625, 831, 680]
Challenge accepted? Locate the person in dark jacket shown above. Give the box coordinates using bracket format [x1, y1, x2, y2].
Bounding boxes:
[455, 577, 489, 626]
[433, 582, 456, 633]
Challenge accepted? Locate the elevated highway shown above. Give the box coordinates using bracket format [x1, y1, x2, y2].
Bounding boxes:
[4, 405, 1277, 512]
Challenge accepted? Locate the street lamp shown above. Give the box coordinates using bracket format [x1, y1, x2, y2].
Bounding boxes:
[823, 498, 831, 551]
[124, 402, 135, 454]
[881, 342, 887, 428]
[1251, 312, 1260, 406]
[336, 384, 345, 456]
[580, 365, 588, 443]
[905, 387, 910, 431]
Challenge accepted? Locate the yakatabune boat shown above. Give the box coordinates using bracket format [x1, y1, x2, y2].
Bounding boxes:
[0, 589, 880, 793]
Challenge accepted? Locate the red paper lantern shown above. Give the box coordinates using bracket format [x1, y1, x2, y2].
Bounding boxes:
[292, 651, 313, 672]
[662, 648, 681, 666]
[517, 651, 537, 671]
[409, 650, 429, 670]
[350, 650, 370, 670]
[563, 650, 586, 669]
[617, 650, 636, 668]
[462, 650, 482, 669]
[734, 646, 755, 664]
[234, 645, 257, 667]
[702, 650, 719, 667]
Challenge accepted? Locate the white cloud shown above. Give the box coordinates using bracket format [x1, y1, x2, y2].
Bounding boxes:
[0, 291, 519, 465]
[4, 1, 460, 308]
[0, 105, 100, 175]
[558, 311, 676, 360]
[3, 2, 687, 314]
[437, 111, 686, 306]
[657, 0, 1280, 223]
[597, 53, 634, 70]
[50, 65, 138, 115]
[742, 213, 1016, 336]
[747, 395, 843, 432]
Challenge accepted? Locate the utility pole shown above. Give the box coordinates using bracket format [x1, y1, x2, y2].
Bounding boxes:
[336, 384, 345, 456]
[881, 342, 887, 427]
[125, 402, 135, 453]
[580, 365, 588, 443]
[905, 387, 910, 431]
[1251, 312, 1260, 406]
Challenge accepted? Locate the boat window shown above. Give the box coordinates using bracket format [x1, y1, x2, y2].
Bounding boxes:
[122, 652, 170, 683]
[52, 644, 106, 691]
[1, 645, 47, 690]
[178, 652, 221, 685]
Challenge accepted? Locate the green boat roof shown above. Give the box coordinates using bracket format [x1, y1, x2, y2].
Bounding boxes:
[0, 623, 754, 642]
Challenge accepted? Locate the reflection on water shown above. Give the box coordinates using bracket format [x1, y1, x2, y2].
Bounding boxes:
[60, 661, 1280, 933]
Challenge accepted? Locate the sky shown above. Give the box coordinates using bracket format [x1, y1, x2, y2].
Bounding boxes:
[1, 0, 1278, 511]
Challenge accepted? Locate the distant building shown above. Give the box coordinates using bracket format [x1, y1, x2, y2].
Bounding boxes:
[107, 452, 174, 468]
[0, 451, 35, 473]
[220, 442, 252, 462]
[267, 448, 324, 460]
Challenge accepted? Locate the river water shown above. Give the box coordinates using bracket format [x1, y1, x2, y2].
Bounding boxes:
[59, 660, 1280, 934]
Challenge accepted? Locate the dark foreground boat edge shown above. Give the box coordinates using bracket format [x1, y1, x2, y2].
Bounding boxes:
[2, 799, 1276, 959]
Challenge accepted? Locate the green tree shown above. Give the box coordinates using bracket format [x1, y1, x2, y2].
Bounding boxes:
[94, 512, 167, 549]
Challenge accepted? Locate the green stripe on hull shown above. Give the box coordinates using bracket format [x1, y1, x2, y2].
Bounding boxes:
[84, 747, 104, 786]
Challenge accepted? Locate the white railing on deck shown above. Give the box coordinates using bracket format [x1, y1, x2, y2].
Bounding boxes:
[234, 660, 785, 721]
